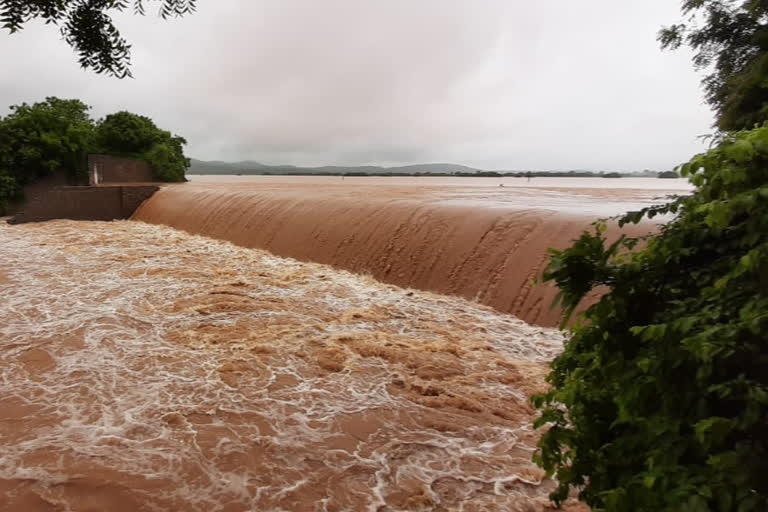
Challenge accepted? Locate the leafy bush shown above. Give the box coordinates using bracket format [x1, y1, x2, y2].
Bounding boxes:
[659, 1, 768, 131]
[143, 143, 188, 182]
[0, 173, 21, 215]
[95, 111, 162, 154]
[0, 97, 94, 185]
[0, 99, 189, 191]
[95, 111, 189, 182]
[533, 126, 768, 511]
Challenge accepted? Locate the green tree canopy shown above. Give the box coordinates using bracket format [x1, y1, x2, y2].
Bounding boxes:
[534, 128, 768, 511]
[0, 97, 188, 214]
[533, 2, 768, 510]
[660, 0, 768, 130]
[0, 97, 94, 186]
[1, 0, 197, 77]
[95, 111, 190, 181]
[96, 111, 165, 153]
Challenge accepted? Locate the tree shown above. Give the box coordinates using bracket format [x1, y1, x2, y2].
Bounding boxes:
[659, 0, 768, 130]
[0, 97, 94, 213]
[94, 110, 190, 181]
[143, 140, 188, 181]
[95, 111, 164, 154]
[534, 127, 768, 512]
[0, 0, 197, 78]
[0, 97, 94, 186]
[0, 98, 189, 208]
[0, 173, 21, 215]
[533, 2, 768, 510]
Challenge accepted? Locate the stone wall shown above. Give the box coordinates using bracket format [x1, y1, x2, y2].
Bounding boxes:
[6, 173, 71, 216]
[8, 186, 159, 224]
[88, 154, 156, 184]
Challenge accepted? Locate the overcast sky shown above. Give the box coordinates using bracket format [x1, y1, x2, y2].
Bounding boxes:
[0, 0, 714, 170]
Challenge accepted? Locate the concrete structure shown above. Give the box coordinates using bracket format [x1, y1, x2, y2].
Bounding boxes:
[8, 155, 161, 224]
[88, 154, 156, 184]
[8, 185, 158, 224]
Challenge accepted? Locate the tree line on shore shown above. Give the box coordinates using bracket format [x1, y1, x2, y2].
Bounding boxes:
[188, 158, 678, 178]
[0, 97, 189, 214]
[192, 169, 677, 178]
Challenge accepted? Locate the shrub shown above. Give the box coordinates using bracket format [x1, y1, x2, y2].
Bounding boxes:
[533, 126, 768, 511]
[95, 111, 161, 154]
[0, 173, 20, 215]
[143, 143, 188, 182]
[95, 111, 189, 182]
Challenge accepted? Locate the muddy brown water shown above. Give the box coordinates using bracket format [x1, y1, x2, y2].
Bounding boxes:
[135, 178, 679, 326]
[2, 179, 684, 510]
[0, 220, 589, 511]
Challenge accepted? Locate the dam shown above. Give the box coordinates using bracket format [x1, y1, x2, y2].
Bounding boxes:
[1, 219, 578, 511]
[134, 176, 687, 326]
[0, 177, 689, 510]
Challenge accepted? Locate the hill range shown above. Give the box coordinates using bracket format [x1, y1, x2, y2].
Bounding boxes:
[188, 159, 666, 178]
[187, 159, 483, 176]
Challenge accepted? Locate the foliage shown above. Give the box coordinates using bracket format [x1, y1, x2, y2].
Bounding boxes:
[95, 111, 189, 181]
[657, 170, 679, 179]
[0, 0, 197, 77]
[0, 98, 188, 199]
[0, 172, 21, 215]
[0, 97, 94, 187]
[143, 141, 188, 182]
[533, 126, 768, 511]
[95, 111, 163, 154]
[659, 0, 768, 130]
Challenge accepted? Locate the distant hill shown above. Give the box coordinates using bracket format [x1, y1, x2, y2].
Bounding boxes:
[188, 159, 268, 174]
[387, 163, 479, 174]
[187, 159, 675, 178]
[188, 159, 480, 176]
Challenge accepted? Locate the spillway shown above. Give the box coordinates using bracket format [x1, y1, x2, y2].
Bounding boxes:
[134, 181, 656, 326]
[0, 178, 680, 509]
[0, 220, 588, 511]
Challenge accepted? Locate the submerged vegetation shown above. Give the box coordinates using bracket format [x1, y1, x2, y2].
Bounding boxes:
[534, 1, 768, 510]
[0, 97, 189, 214]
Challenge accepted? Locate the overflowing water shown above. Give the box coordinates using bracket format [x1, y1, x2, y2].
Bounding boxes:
[135, 179, 668, 326]
[0, 220, 585, 511]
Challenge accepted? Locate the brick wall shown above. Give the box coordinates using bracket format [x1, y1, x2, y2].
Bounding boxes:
[8, 185, 158, 224]
[120, 186, 159, 217]
[88, 154, 156, 184]
[6, 173, 70, 216]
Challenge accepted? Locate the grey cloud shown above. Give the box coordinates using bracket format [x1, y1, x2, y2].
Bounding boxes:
[0, 0, 714, 170]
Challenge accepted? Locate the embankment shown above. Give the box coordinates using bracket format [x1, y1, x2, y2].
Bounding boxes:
[10, 185, 159, 224]
[134, 183, 654, 326]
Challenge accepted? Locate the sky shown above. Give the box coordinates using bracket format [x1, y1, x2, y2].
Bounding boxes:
[0, 0, 715, 171]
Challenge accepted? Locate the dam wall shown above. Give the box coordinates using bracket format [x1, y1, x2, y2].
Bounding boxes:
[133, 184, 645, 326]
[88, 154, 156, 184]
[9, 185, 159, 224]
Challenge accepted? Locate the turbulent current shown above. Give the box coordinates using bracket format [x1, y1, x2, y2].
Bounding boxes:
[0, 220, 586, 511]
[134, 181, 663, 326]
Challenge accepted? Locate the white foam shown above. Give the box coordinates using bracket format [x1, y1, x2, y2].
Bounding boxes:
[0, 220, 566, 510]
